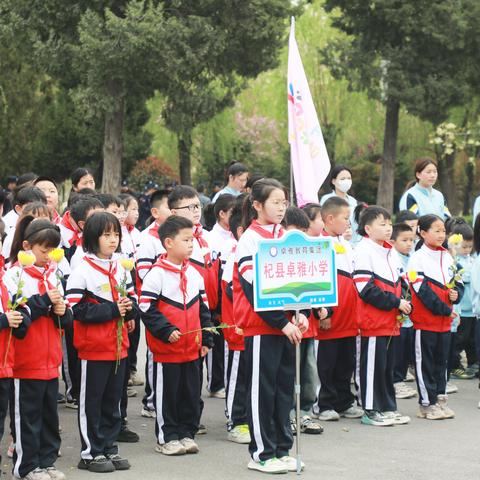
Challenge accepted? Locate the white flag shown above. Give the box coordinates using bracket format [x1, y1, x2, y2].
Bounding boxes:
[288, 17, 331, 207]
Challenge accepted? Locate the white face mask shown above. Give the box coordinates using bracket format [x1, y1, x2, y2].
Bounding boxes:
[336, 178, 352, 193]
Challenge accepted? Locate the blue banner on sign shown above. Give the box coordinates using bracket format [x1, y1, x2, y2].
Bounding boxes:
[253, 230, 338, 311]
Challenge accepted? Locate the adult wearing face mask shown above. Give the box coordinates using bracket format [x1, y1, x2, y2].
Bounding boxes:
[399, 157, 450, 220]
[320, 165, 358, 219]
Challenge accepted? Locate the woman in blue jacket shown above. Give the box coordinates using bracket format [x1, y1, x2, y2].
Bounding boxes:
[399, 158, 450, 220]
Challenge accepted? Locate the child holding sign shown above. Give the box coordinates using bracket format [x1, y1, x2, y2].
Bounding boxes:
[235, 179, 308, 474]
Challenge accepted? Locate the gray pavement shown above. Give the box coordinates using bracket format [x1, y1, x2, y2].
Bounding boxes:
[2, 334, 480, 480]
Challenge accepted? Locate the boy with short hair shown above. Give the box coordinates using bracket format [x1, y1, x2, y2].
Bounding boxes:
[313, 197, 363, 422]
[390, 223, 417, 399]
[136, 189, 171, 418]
[2, 185, 46, 234]
[169, 186, 223, 406]
[396, 210, 419, 232]
[353, 206, 412, 426]
[136, 190, 171, 281]
[140, 216, 213, 456]
[60, 196, 104, 263]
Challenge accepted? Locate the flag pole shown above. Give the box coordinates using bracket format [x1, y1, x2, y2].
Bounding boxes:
[289, 16, 295, 206]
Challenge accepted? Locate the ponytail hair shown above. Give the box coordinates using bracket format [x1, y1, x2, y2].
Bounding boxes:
[241, 178, 286, 230]
[415, 214, 443, 250]
[9, 217, 61, 264]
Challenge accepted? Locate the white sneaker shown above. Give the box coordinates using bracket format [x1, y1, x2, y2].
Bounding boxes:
[209, 388, 226, 399]
[317, 409, 340, 421]
[129, 371, 144, 386]
[155, 440, 187, 456]
[141, 406, 156, 418]
[23, 468, 51, 480]
[228, 424, 251, 444]
[247, 458, 288, 474]
[382, 411, 410, 425]
[405, 370, 416, 382]
[437, 395, 455, 419]
[278, 455, 305, 472]
[394, 382, 417, 399]
[478, 400, 480, 409]
[417, 404, 445, 420]
[446, 382, 458, 394]
[180, 437, 199, 454]
[44, 467, 66, 480]
[339, 405, 364, 418]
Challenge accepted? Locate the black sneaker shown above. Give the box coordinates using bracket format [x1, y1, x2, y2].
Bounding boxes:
[106, 454, 131, 470]
[117, 426, 139, 443]
[57, 393, 66, 404]
[197, 423, 207, 435]
[78, 455, 115, 473]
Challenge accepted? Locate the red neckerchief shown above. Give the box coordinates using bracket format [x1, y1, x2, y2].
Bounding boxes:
[84, 257, 119, 301]
[126, 224, 135, 233]
[23, 265, 55, 295]
[52, 209, 61, 225]
[148, 222, 160, 240]
[0, 270, 9, 312]
[249, 219, 284, 239]
[193, 224, 212, 266]
[154, 254, 189, 305]
[61, 211, 82, 246]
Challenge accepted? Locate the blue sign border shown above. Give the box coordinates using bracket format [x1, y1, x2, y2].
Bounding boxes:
[253, 230, 338, 311]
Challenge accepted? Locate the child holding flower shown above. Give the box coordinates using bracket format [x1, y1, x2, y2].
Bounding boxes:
[0, 267, 30, 476]
[139, 216, 213, 456]
[66, 212, 138, 473]
[407, 214, 464, 420]
[6, 217, 72, 480]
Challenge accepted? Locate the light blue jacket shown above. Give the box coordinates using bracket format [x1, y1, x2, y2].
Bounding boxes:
[394, 249, 413, 328]
[398, 183, 450, 220]
[470, 253, 480, 317]
[457, 254, 474, 318]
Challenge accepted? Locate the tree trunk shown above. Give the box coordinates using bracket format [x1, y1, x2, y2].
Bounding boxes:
[376, 98, 400, 212]
[438, 152, 456, 214]
[101, 82, 124, 194]
[463, 160, 474, 215]
[178, 131, 192, 185]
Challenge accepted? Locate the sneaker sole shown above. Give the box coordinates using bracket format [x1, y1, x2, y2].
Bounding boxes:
[141, 411, 156, 418]
[361, 418, 394, 427]
[247, 464, 288, 474]
[111, 460, 131, 470]
[77, 461, 115, 473]
[155, 446, 187, 456]
[228, 437, 251, 444]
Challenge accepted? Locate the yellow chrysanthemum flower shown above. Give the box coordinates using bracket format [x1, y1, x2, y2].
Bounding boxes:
[407, 271, 418, 283]
[18, 250, 36, 267]
[120, 258, 135, 272]
[448, 233, 463, 247]
[48, 248, 65, 264]
[334, 244, 346, 254]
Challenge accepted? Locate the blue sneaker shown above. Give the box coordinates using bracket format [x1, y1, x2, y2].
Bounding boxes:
[361, 410, 394, 426]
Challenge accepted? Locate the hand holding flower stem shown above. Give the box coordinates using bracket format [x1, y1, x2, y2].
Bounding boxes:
[114, 259, 135, 373]
[3, 251, 35, 367]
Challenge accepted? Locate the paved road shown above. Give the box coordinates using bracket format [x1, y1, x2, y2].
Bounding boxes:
[2, 335, 480, 480]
